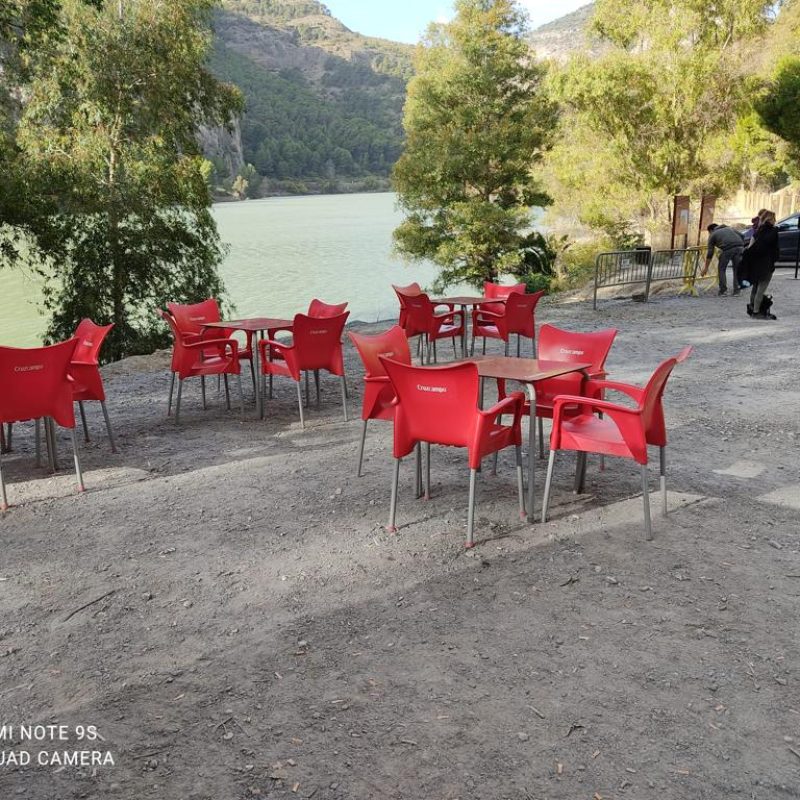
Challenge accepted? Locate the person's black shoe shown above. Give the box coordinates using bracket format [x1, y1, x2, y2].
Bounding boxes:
[718, 288, 727, 296]
[746, 303, 754, 316]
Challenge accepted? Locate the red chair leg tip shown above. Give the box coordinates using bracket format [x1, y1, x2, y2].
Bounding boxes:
[464, 541, 475, 549]
[386, 525, 397, 534]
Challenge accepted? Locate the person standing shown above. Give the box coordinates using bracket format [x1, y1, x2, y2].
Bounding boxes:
[745, 209, 780, 319]
[702, 223, 745, 295]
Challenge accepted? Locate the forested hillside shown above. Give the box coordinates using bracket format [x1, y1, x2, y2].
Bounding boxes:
[208, 0, 412, 194]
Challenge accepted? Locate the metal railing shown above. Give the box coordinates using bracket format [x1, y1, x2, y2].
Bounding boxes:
[593, 247, 702, 309]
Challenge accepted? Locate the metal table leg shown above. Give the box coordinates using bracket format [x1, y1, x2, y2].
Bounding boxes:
[526, 385, 537, 522]
[461, 304, 468, 357]
[254, 330, 263, 419]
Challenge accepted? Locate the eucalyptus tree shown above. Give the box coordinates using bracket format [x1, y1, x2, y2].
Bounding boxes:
[11, 0, 242, 359]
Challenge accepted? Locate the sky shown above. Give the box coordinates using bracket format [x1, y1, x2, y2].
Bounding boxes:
[323, 1, 591, 44]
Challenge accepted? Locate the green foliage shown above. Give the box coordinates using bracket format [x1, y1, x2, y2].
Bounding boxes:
[756, 56, 800, 171]
[393, 0, 558, 292]
[548, 0, 778, 238]
[210, 44, 404, 181]
[6, 0, 242, 360]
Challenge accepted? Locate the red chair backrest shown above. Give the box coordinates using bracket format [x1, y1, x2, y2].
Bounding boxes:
[72, 318, 114, 365]
[349, 326, 411, 379]
[292, 312, 350, 373]
[484, 281, 526, 299]
[501, 291, 545, 338]
[308, 299, 349, 318]
[167, 299, 221, 339]
[397, 290, 436, 335]
[380, 359, 479, 452]
[538, 324, 618, 373]
[0, 340, 78, 428]
[392, 282, 422, 302]
[639, 356, 680, 434]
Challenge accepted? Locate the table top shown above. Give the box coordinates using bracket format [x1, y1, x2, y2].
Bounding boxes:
[433, 296, 507, 306]
[204, 318, 294, 332]
[466, 356, 592, 383]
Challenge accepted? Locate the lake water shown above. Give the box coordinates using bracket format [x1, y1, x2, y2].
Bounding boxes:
[0, 192, 449, 347]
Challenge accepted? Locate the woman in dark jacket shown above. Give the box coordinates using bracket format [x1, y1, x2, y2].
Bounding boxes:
[745, 210, 780, 319]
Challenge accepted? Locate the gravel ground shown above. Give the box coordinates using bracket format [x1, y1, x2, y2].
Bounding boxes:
[0, 274, 799, 800]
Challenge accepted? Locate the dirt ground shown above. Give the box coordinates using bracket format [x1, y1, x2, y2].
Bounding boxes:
[1, 273, 799, 800]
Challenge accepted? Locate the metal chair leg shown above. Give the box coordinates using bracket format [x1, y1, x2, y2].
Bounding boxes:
[541, 449, 556, 523]
[249, 358, 256, 394]
[0, 448, 7, 510]
[315, 370, 321, 407]
[415, 443, 422, 498]
[470, 333, 476, 356]
[201, 375, 207, 410]
[296, 381, 305, 429]
[237, 373, 245, 418]
[516, 445, 526, 519]
[387, 457, 401, 533]
[100, 402, 117, 453]
[504, 340, 509, 357]
[452, 337, 458, 359]
[340, 375, 348, 422]
[357, 420, 368, 477]
[70, 427, 85, 493]
[175, 379, 183, 425]
[269, 373, 273, 401]
[660, 446, 667, 517]
[223, 374, 231, 410]
[35, 419, 42, 467]
[78, 401, 89, 442]
[492, 450, 498, 476]
[46, 418, 59, 471]
[424, 442, 431, 500]
[516, 335, 521, 357]
[641, 464, 653, 540]
[432, 339, 437, 363]
[167, 373, 175, 416]
[482, 338, 486, 355]
[538, 417, 545, 459]
[466, 468, 478, 548]
[574, 451, 587, 494]
[305, 372, 310, 408]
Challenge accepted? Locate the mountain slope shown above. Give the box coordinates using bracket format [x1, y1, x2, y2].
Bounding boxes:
[528, 3, 603, 61]
[208, 0, 412, 193]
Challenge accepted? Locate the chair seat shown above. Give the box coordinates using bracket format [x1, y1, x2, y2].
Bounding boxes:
[261, 359, 294, 379]
[188, 355, 237, 377]
[432, 323, 464, 339]
[559, 414, 635, 460]
[473, 323, 502, 339]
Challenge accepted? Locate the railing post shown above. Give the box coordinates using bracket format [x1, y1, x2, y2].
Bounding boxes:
[593, 254, 600, 310]
[644, 250, 655, 302]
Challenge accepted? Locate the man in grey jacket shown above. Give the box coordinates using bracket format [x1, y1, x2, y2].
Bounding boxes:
[702, 223, 745, 296]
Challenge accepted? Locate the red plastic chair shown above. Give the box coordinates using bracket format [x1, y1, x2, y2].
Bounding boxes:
[541, 348, 691, 540]
[348, 326, 412, 476]
[471, 290, 545, 357]
[498, 324, 618, 458]
[160, 310, 244, 424]
[392, 282, 422, 330]
[307, 299, 348, 318]
[69, 319, 117, 453]
[167, 299, 256, 395]
[0, 340, 85, 509]
[396, 290, 464, 363]
[380, 358, 526, 547]
[479, 281, 527, 316]
[259, 311, 350, 429]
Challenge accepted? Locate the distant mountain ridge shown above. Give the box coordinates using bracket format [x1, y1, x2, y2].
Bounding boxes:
[208, 0, 413, 194]
[529, 3, 602, 61]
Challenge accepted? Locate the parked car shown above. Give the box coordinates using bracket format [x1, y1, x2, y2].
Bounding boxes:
[742, 212, 800, 262]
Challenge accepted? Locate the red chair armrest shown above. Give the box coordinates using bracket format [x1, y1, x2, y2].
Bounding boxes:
[584, 379, 643, 403]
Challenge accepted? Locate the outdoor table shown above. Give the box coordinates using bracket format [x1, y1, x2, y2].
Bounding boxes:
[467, 355, 592, 522]
[431, 295, 507, 357]
[203, 317, 294, 419]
